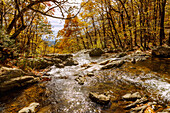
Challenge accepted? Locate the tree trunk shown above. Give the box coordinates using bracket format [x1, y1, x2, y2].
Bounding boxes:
[159, 0, 166, 46]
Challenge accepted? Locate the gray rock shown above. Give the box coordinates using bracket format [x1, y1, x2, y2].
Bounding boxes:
[89, 92, 110, 105]
[89, 48, 104, 57]
[18, 102, 40, 113]
[101, 60, 124, 69]
[122, 92, 142, 100]
[152, 46, 170, 58]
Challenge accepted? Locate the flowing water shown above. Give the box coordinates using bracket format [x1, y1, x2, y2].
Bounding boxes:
[44, 50, 170, 112]
[1, 50, 170, 113]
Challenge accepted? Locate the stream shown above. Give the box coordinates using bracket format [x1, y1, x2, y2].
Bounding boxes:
[1, 50, 170, 113]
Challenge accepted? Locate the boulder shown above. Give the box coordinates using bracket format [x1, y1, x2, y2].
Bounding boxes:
[101, 60, 124, 69]
[18, 102, 40, 113]
[89, 92, 110, 105]
[152, 46, 170, 57]
[0, 76, 39, 92]
[89, 48, 104, 57]
[0, 67, 26, 83]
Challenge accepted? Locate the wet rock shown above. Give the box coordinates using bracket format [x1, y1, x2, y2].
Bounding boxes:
[0, 76, 39, 92]
[55, 63, 65, 68]
[99, 60, 110, 65]
[122, 92, 142, 100]
[89, 92, 110, 105]
[63, 58, 78, 66]
[0, 67, 26, 83]
[51, 58, 62, 64]
[101, 60, 124, 69]
[18, 102, 40, 113]
[152, 46, 170, 58]
[87, 72, 94, 77]
[75, 76, 86, 85]
[89, 48, 104, 57]
[124, 97, 148, 109]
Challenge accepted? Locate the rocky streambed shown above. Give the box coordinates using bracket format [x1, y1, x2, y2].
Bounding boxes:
[0, 47, 170, 113]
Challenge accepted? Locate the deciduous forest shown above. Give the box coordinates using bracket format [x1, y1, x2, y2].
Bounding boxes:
[0, 0, 169, 59]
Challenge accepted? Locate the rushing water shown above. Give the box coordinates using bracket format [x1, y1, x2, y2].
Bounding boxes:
[1, 50, 170, 113]
[45, 50, 170, 112]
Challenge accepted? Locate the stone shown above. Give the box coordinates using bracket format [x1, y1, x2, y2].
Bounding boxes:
[89, 92, 110, 105]
[87, 73, 94, 77]
[18, 102, 40, 113]
[75, 76, 86, 85]
[89, 48, 104, 57]
[122, 92, 141, 100]
[0, 76, 39, 92]
[101, 60, 124, 69]
[63, 58, 78, 66]
[52, 58, 63, 64]
[131, 105, 147, 113]
[55, 63, 65, 68]
[152, 46, 170, 58]
[124, 97, 148, 109]
[0, 67, 26, 83]
[99, 60, 110, 65]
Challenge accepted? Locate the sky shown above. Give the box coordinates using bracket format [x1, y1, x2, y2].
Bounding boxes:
[47, 0, 82, 40]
